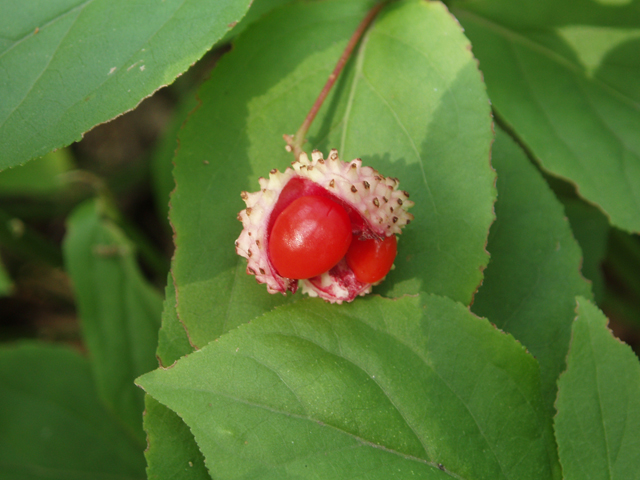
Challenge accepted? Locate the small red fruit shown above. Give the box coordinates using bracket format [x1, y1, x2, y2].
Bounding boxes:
[236, 149, 414, 302]
[269, 195, 352, 279]
[345, 235, 397, 284]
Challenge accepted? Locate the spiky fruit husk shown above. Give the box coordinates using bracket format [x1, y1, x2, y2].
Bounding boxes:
[235, 149, 414, 303]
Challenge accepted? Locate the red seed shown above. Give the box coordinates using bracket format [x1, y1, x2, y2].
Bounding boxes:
[345, 235, 397, 284]
[269, 196, 352, 279]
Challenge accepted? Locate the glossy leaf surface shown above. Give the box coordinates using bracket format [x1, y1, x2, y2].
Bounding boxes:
[170, 0, 495, 347]
[472, 129, 592, 413]
[555, 297, 640, 480]
[0, 343, 145, 479]
[139, 295, 560, 480]
[451, 0, 640, 232]
[0, 0, 253, 169]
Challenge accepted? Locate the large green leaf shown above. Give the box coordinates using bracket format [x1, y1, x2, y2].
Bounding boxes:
[0, 343, 145, 480]
[450, 0, 640, 232]
[63, 198, 162, 444]
[170, 0, 495, 347]
[0, 0, 254, 169]
[472, 129, 592, 413]
[138, 295, 560, 480]
[555, 297, 640, 480]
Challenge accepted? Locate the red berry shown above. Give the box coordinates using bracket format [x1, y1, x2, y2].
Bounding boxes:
[269, 195, 352, 279]
[345, 235, 397, 284]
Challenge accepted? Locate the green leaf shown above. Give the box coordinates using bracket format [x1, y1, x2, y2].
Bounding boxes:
[0, 343, 145, 479]
[0, 0, 255, 169]
[0, 149, 73, 194]
[139, 295, 560, 480]
[555, 297, 640, 480]
[472, 128, 592, 413]
[144, 395, 208, 480]
[171, 0, 495, 347]
[63, 198, 162, 445]
[450, 0, 640, 232]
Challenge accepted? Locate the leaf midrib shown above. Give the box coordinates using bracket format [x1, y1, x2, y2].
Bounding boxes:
[337, 308, 523, 480]
[503, 28, 640, 217]
[159, 382, 464, 479]
[0, 0, 190, 138]
[0, 0, 93, 59]
[270, 304, 541, 480]
[266, 328, 433, 461]
[453, 8, 640, 112]
[339, 26, 441, 215]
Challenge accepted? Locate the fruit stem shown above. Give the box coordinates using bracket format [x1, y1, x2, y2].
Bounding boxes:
[284, 1, 387, 159]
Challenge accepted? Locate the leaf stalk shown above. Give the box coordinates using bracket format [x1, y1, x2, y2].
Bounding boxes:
[284, 1, 387, 159]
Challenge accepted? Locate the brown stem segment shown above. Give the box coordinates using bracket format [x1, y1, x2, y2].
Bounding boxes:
[284, 1, 387, 159]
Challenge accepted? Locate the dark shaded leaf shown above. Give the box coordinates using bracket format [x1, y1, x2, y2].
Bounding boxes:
[0, 343, 145, 480]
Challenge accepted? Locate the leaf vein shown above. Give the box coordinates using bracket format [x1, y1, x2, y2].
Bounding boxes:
[0, 6, 84, 129]
[0, 0, 93, 59]
[174, 385, 465, 478]
[454, 9, 640, 111]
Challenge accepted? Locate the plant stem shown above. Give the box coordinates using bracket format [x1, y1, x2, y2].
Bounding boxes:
[284, 1, 387, 159]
